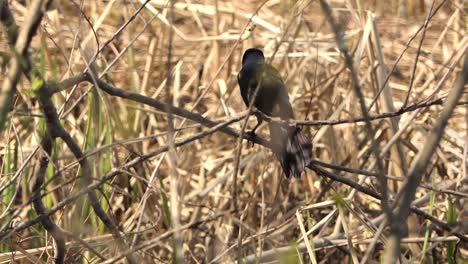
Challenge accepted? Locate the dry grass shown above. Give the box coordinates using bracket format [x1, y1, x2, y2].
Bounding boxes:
[0, 0, 467, 263]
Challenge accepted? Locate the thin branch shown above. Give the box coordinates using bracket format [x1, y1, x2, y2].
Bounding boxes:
[383, 53, 468, 263]
[164, 0, 184, 262]
[63, 69, 468, 251]
[319, 0, 391, 219]
[311, 160, 466, 198]
[367, 0, 449, 111]
[32, 134, 66, 263]
[259, 98, 468, 126]
[402, 0, 436, 108]
[0, 0, 51, 131]
[49, 74, 88, 94]
[2, 114, 465, 248]
[37, 82, 138, 263]
[231, 0, 272, 211]
[69, 0, 100, 55]
[0, 110, 249, 240]
[308, 164, 467, 243]
[0, 2, 137, 261]
[55, 72, 468, 127]
[87, 74, 271, 146]
[89, 0, 152, 64]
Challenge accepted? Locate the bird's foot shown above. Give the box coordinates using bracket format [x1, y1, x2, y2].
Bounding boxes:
[245, 130, 257, 148]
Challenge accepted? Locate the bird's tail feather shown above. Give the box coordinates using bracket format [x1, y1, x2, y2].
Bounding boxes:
[269, 123, 313, 178]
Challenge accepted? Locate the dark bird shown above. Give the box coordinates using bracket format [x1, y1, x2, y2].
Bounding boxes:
[237, 48, 312, 178]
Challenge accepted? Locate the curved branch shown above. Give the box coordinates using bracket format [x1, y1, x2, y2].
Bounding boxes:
[54, 72, 466, 128]
[0, 114, 249, 241]
[36, 83, 138, 264]
[255, 98, 468, 126]
[2, 115, 465, 247]
[0, 0, 51, 131]
[383, 49, 468, 263]
[0, 2, 137, 262]
[308, 164, 467, 243]
[319, 0, 390, 218]
[32, 133, 66, 263]
[87, 74, 270, 147]
[87, 74, 468, 242]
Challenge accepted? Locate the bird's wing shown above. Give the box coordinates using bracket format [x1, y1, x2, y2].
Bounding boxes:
[238, 63, 294, 120]
[263, 65, 294, 119]
[237, 70, 252, 106]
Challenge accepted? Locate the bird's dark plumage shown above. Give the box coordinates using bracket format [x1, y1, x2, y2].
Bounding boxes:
[238, 48, 313, 178]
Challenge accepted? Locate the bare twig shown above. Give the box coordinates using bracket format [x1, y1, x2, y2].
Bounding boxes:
[0, 114, 245, 241]
[49, 74, 89, 94]
[232, 0, 273, 213]
[89, 0, 152, 64]
[32, 134, 66, 263]
[164, 0, 184, 262]
[1, 2, 465, 262]
[87, 75, 271, 146]
[383, 53, 468, 263]
[78, 75, 468, 243]
[262, 98, 468, 126]
[401, 0, 436, 108]
[36, 81, 138, 263]
[308, 164, 467, 242]
[0, 0, 51, 131]
[0, 2, 137, 262]
[367, 0, 449, 111]
[319, 0, 391, 219]
[244, 235, 461, 263]
[55, 72, 468, 128]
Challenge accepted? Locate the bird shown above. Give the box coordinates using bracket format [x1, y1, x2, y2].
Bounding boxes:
[237, 48, 313, 178]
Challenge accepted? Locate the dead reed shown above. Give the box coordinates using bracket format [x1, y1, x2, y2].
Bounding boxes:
[0, 0, 466, 263]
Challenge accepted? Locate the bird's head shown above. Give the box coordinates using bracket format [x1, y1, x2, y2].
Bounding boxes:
[242, 48, 265, 66]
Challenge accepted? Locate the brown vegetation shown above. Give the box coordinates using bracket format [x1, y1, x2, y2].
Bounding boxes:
[0, 0, 466, 263]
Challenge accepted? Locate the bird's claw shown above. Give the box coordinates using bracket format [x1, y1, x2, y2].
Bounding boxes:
[246, 130, 257, 147]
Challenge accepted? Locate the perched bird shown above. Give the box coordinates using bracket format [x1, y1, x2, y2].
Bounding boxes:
[237, 48, 312, 178]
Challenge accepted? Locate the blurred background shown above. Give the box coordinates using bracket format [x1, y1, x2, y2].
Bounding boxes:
[0, 0, 466, 262]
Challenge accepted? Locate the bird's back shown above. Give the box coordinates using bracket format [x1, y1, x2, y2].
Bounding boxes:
[238, 62, 294, 120]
